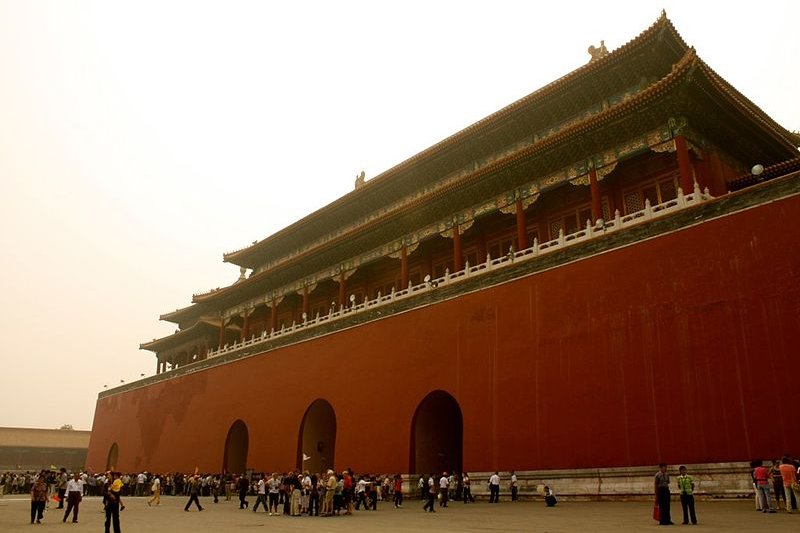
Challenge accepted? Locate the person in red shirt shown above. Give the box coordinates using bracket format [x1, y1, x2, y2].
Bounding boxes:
[753, 460, 776, 513]
[778, 456, 800, 513]
[30, 474, 47, 524]
[342, 469, 353, 515]
[393, 474, 403, 508]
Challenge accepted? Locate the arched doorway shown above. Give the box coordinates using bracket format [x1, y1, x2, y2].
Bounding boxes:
[410, 390, 463, 476]
[222, 420, 249, 474]
[105, 442, 119, 471]
[297, 399, 336, 473]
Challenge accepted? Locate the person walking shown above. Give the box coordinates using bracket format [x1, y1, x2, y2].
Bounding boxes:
[654, 463, 674, 525]
[677, 465, 697, 525]
[62, 472, 84, 523]
[184, 475, 204, 512]
[253, 475, 268, 512]
[237, 474, 250, 509]
[422, 474, 436, 512]
[147, 476, 161, 506]
[393, 474, 403, 508]
[30, 474, 47, 524]
[462, 472, 475, 503]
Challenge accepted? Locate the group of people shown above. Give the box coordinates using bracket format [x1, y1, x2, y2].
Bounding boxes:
[25, 468, 126, 531]
[235, 469, 405, 517]
[751, 457, 800, 514]
[417, 470, 539, 510]
[654, 457, 800, 526]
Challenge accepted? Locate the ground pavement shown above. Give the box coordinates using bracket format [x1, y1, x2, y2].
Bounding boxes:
[1, 495, 799, 532]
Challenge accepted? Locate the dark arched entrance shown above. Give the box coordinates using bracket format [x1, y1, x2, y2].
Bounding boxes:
[410, 390, 463, 475]
[105, 442, 119, 471]
[297, 399, 336, 473]
[222, 420, 249, 474]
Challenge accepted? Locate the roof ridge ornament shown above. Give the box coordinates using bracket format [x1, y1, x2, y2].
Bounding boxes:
[587, 40, 608, 62]
[354, 170, 366, 189]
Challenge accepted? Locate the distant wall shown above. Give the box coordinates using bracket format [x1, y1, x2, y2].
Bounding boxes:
[0, 428, 91, 471]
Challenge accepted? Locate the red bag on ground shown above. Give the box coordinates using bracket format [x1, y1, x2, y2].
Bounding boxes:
[652, 501, 660, 521]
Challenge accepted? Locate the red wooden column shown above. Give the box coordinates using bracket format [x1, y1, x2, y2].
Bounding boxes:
[218, 318, 226, 349]
[400, 245, 409, 287]
[675, 135, 693, 193]
[515, 198, 527, 251]
[302, 287, 309, 320]
[270, 299, 278, 332]
[477, 233, 487, 263]
[241, 310, 250, 341]
[589, 168, 602, 223]
[337, 273, 346, 308]
[453, 224, 463, 272]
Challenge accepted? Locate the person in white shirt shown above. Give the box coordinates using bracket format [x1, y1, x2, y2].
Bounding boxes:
[136, 472, 146, 497]
[510, 470, 518, 501]
[62, 473, 84, 523]
[489, 472, 500, 503]
[439, 473, 449, 507]
[267, 473, 281, 515]
[301, 473, 311, 514]
[355, 477, 368, 510]
[462, 472, 475, 503]
[253, 475, 268, 512]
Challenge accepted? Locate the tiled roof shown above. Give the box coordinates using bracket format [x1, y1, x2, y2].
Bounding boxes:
[139, 319, 220, 352]
[729, 157, 800, 191]
[192, 48, 704, 306]
[181, 14, 798, 310]
[222, 12, 688, 268]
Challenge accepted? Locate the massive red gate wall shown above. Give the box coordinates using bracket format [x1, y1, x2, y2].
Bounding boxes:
[87, 195, 800, 474]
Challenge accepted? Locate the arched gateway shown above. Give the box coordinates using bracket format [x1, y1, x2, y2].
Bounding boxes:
[410, 390, 463, 475]
[222, 420, 249, 474]
[106, 442, 119, 471]
[297, 399, 336, 473]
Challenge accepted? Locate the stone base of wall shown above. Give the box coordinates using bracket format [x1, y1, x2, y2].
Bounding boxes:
[406, 462, 757, 501]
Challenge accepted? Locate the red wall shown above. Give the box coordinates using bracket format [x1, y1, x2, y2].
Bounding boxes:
[87, 193, 800, 474]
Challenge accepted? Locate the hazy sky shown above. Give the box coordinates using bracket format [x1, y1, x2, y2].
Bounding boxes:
[1, 1, 797, 431]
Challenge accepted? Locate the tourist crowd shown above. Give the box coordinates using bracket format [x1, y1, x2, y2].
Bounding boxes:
[12, 458, 799, 528]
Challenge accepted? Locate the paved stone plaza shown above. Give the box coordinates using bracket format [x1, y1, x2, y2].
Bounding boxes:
[2, 495, 800, 532]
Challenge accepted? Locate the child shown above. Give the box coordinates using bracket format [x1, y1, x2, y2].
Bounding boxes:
[677, 466, 697, 524]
